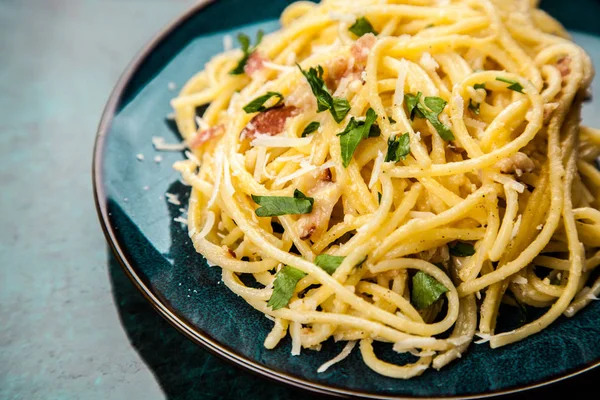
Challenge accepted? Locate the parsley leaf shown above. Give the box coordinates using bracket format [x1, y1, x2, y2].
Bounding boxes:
[474, 83, 486, 90]
[315, 254, 345, 275]
[449, 242, 476, 257]
[404, 92, 423, 120]
[251, 189, 314, 217]
[268, 266, 306, 310]
[337, 108, 379, 167]
[411, 271, 448, 309]
[297, 64, 350, 123]
[385, 132, 410, 162]
[413, 94, 455, 141]
[301, 121, 321, 137]
[243, 92, 284, 113]
[468, 99, 480, 115]
[496, 77, 524, 93]
[230, 30, 264, 75]
[331, 97, 352, 123]
[349, 16, 378, 37]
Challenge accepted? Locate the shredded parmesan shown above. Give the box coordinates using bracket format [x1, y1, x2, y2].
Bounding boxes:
[185, 150, 201, 166]
[152, 136, 187, 151]
[368, 150, 384, 188]
[291, 322, 302, 356]
[154, 155, 163, 163]
[136, 153, 144, 161]
[274, 160, 335, 186]
[174, 216, 188, 225]
[166, 193, 181, 206]
[195, 115, 210, 131]
[168, 82, 177, 91]
[536, 224, 544, 230]
[420, 52, 439, 70]
[143, 185, 150, 191]
[491, 173, 525, 193]
[223, 34, 233, 51]
[393, 60, 408, 106]
[317, 340, 357, 373]
[512, 275, 528, 285]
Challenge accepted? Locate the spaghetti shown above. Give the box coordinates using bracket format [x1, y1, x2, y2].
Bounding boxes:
[170, 0, 600, 378]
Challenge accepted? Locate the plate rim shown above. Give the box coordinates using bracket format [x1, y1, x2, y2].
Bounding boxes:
[91, 1, 600, 398]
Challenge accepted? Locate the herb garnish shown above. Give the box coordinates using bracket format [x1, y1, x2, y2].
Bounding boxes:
[411, 271, 448, 309]
[349, 16, 378, 37]
[230, 30, 264, 75]
[468, 99, 480, 115]
[495, 77, 524, 93]
[243, 92, 284, 113]
[315, 254, 345, 275]
[251, 189, 314, 217]
[404, 92, 454, 141]
[301, 121, 321, 137]
[297, 64, 351, 123]
[385, 132, 410, 162]
[268, 266, 306, 310]
[337, 108, 379, 167]
[449, 242, 476, 257]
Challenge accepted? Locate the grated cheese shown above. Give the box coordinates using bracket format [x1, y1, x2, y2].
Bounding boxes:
[536, 224, 544, 230]
[168, 82, 177, 91]
[154, 155, 163, 163]
[166, 192, 181, 206]
[136, 153, 145, 161]
[152, 136, 187, 152]
[368, 150, 384, 189]
[174, 216, 188, 225]
[223, 34, 233, 51]
[393, 60, 408, 106]
[317, 340, 357, 373]
[291, 321, 302, 356]
[195, 115, 210, 131]
[512, 275, 528, 285]
[420, 52, 439, 70]
[491, 174, 525, 193]
[185, 150, 201, 166]
[274, 160, 335, 186]
[143, 185, 150, 191]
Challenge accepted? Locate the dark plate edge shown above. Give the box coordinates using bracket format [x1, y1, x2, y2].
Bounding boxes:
[91, 1, 600, 398]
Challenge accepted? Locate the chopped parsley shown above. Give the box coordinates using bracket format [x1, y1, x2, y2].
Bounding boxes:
[251, 189, 314, 217]
[411, 271, 448, 309]
[385, 132, 410, 163]
[468, 99, 480, 115]
[314, 254, 345, 275]
[301, 121, 321, 137]
[297, 64, 351, 123]
[230, 30, 264, 75]
[349, 16, 378, 37]
[337, 108, 379, 167]
[404, 92, 454, 141]
[474, 82, 486, 90]
[267, 266, 306, 310]
[496, 77, 524, 93]
[243, 92, 284, 113]
[449, 242, 476, 257]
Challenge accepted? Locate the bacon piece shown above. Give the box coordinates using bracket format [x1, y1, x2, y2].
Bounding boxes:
[244, 52, 266, 77]
[351, 33, 377, 64]
[241, 106, 298, 139]
[557, 57, 571, 77]
[190, 125, 225, 148]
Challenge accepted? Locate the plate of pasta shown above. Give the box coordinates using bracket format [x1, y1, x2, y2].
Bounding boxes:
[94, 0, 600, 398]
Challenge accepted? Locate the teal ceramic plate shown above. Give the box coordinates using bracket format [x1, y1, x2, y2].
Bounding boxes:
[93, 0, 600, 398]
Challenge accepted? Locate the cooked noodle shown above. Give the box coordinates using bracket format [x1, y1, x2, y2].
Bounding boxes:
[170, 0, 600, 378]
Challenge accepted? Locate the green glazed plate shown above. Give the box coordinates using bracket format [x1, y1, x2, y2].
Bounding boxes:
[94, 0, 600, 397]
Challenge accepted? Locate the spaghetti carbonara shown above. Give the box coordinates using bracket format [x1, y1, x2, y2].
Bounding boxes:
[170, 0, 600, 378]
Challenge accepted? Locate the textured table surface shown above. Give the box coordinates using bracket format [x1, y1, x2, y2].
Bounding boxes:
[0, 1, 599, 399]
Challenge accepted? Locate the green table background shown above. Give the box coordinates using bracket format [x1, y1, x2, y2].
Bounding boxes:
[1, 1, 599, 399]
